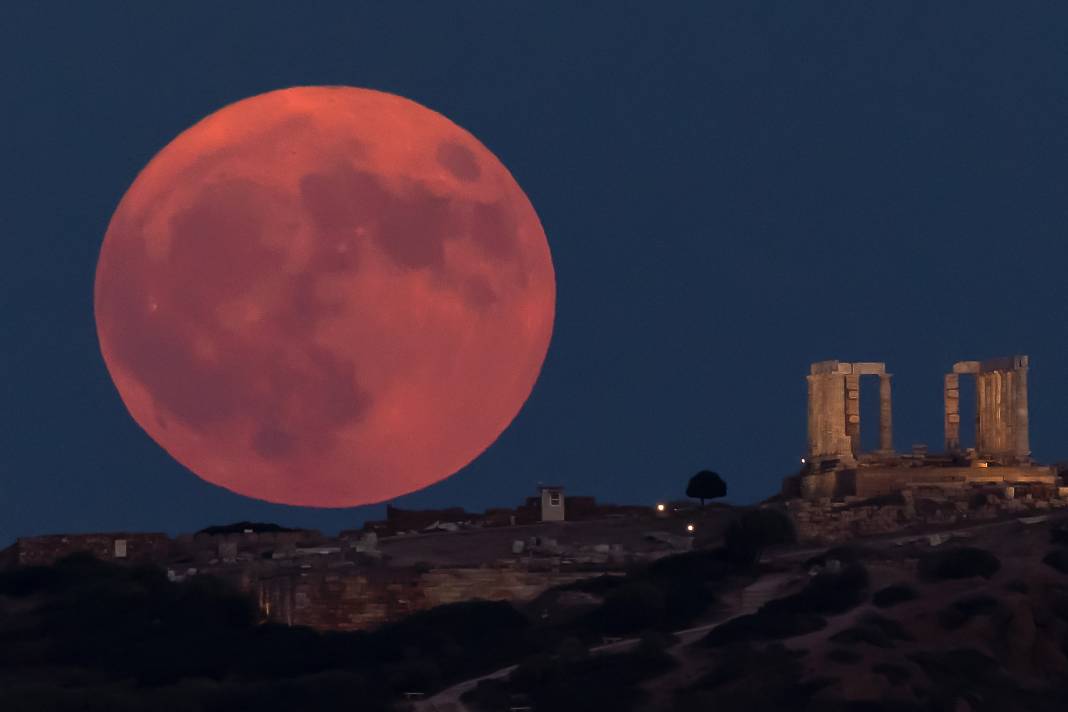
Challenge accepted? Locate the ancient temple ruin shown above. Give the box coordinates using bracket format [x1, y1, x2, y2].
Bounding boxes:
[793, 355, 1055, 500]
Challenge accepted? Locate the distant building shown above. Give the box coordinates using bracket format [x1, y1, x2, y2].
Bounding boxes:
[539, 485, 565, 521]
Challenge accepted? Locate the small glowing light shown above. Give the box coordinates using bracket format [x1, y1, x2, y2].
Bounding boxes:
[801, 457, 806, 464]
[656, 503, 666, 512]
[686, 523, 695, 533]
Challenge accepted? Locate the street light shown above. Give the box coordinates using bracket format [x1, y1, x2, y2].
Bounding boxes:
[686, 523, 695, 534]
[656, 503, 666, 512]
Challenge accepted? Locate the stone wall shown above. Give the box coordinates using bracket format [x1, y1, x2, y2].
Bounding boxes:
[792, 464, 1057, 501]
[800, 472, 837, 499]
[255, 563, 591, 631]
[853, 465, 1056, 498]
[787, 484, 1068, 543]
[257, 566, 421, 630]
[418, 567, 590, 608]
[2, 514, 675, 632]
[7, 532, 172, 567]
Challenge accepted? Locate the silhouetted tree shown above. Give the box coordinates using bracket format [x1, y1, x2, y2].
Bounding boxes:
[686, 470, 727, 506]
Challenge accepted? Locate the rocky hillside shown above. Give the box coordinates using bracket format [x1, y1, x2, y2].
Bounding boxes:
[464, 514, 1068, 712]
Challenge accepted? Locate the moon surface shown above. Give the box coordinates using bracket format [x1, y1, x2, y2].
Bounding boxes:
[94, 87, 555, 507]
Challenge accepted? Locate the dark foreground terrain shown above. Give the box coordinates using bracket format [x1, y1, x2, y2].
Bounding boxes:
[0, 553, 520, 712]
[6, 510, 1068, 711]
[0, 509, 788, 711]
[462, 514, 1068, 712]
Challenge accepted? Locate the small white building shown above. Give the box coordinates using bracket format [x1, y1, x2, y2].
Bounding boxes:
[539, 485, 565, 521]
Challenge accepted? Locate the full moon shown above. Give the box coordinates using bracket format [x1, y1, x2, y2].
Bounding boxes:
[94, 87, 555, 507]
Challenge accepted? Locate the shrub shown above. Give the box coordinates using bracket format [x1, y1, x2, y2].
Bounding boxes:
[197, 521, 300, 535]
[695, 642, 806, 690]
[907, 648, 998, 684]
[830, 613, 913, 648]
[724, 509, 796, 567]
[1050, 520, 1068, 547]
[561, 574, 628, 596]
[556, 637, 589, 664]
[462, 678, 511, 710]
[1050, 592, 1068, 623]
[636, 629, 676, 656]
[872, 662, 912, 685]
[1005, 579, 1030, 594]
[766, 561, 869, 616]
[702, 609, 826, 646]
[826, 648, 863, 664]
[872, 584, 918, 608]
[801, 545, 871, 571]
[372, 599, 529, 679]
[385, 659, 441, 695]
[558, 548, 729, 638]
[509, 653, 559, 690]
[0, 552, 123, 597]
[507, 646, 674, 712]
[588, 581, 666, 634]
[645, 547, 729, 583]
[918, 547, 1000, 581]
[1043, 549, 1068, 575]
[683, 644, 835, 711]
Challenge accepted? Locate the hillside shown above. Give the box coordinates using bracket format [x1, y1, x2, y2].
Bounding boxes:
[0, 506, 773, 712]
[6, 509, 1068, 711]
[458, 513, 1068, 712]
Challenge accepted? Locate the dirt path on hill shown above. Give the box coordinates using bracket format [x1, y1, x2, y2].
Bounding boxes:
[413, 573, 795, 712]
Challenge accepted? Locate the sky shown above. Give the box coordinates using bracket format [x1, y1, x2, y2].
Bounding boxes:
[3, 1, 1068, 546]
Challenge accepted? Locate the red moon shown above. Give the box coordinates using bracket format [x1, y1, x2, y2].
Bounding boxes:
[94, 87, 555, 507]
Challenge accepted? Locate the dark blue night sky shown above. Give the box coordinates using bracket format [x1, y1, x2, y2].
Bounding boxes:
[3, 2, 1068, 545]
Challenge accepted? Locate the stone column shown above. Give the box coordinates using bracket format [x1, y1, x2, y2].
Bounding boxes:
[878, 374, 893, 453]
[1014, 363, 1030, 461]
[995, 371, 1006, 454]
[976, 372, 988, 456]
[845, 373, 861, 456]
[988, 370, 1012, 457]
[944, 373, 960, 452]
[1003, 370, 1015, 456]
[806, 375, 817, 459]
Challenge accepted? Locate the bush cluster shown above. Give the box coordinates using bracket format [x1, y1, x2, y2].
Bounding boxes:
[724, 508, 796, 566]
[872, 583, 918, 609]
[918, 547, 1001, 581]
